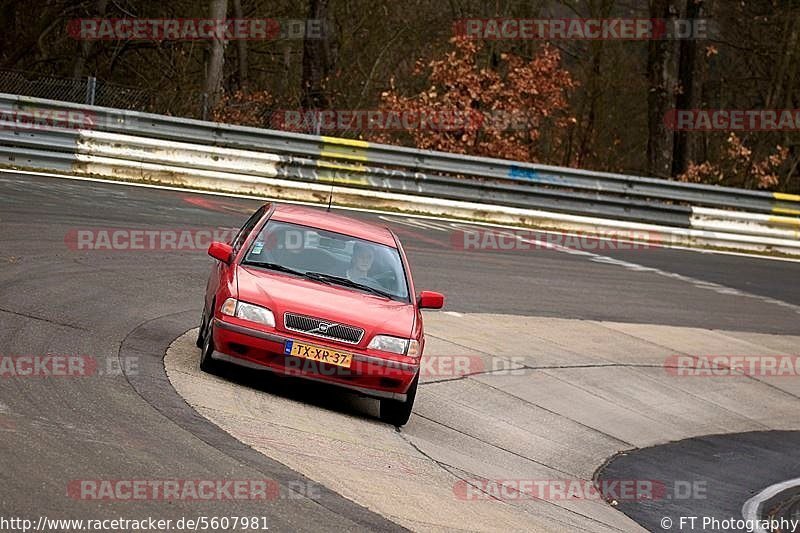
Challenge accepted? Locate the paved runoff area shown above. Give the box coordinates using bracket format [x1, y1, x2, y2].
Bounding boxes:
[166, 313, 800, 532]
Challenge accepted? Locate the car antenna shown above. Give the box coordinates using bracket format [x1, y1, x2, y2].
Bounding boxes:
[312, 112, 334, 213]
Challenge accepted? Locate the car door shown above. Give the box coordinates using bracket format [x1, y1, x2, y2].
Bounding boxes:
[205, 204, 269, 312]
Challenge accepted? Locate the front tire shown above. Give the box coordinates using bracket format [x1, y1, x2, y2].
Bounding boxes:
[196, 308, 207, 348]
[199, 320, 222, 374]
[380, 375, 418, 427]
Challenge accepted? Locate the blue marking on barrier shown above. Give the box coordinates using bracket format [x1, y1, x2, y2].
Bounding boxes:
[509, 166, 562, 185]
[509, 166, 538, 180]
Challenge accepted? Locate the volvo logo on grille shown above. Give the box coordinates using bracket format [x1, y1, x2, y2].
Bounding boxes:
[284, 313, 363, 343]
[312, 322, 335, 334]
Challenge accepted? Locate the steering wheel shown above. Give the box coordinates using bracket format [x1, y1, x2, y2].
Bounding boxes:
[371, 270, 398, 291]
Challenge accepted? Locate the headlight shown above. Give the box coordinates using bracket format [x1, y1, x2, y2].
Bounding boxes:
[220, 298, 275, 327]
[368, 335, 420, 357]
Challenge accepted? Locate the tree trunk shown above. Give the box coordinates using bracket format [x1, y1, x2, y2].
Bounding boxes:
[647, 0, 679, 178]
[575, 0, 613, 168]
[232, 0, 248, 90]
[204, 0, 229, 114]
[73, 0, 109, 79]
[671, 0, 703, 177]
[301, 0, 333, 111]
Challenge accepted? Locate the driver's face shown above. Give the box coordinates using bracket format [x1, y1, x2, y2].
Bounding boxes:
[354, 249, 374, 270]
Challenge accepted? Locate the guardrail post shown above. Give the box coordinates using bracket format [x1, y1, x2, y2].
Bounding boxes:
[201, 93, 209, 121]
[85, 76, 96, 106]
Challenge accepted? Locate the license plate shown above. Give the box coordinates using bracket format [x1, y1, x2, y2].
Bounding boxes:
[284, 340, 353, 368]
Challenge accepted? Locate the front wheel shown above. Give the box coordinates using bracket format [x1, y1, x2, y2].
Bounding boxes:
[379, 375, 418, 426]
[196, 308, 207, 348]
[199, 321, 222, 374]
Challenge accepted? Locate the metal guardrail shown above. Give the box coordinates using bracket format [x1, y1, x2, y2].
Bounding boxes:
[1, 92, 799, 237]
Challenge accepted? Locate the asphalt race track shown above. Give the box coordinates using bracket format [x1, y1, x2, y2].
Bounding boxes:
[2, 171, 800, 532]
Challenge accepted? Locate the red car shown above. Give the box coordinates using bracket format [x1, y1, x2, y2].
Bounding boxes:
[198, 203, 444, 426]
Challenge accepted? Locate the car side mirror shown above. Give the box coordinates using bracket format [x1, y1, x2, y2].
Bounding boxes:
[417, 291, 444, 309]
[208, 241, 233, 264]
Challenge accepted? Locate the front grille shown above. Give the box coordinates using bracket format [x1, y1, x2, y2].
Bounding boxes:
[283, 313, 364, 344]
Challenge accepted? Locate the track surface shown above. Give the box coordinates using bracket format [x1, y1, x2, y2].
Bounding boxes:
[599, 431, 800, 532]
[1, 172, 799, 531]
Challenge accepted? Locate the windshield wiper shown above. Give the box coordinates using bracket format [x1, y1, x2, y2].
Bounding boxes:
[304, 272, 394, 299]
[242, 261, 319, 280]
[242, 263, 393, 298]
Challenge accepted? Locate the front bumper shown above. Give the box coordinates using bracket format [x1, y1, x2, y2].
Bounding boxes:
[211, 319, 418, 401]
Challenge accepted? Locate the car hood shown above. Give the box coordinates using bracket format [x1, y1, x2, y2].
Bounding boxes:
[236, 265, 416, 342]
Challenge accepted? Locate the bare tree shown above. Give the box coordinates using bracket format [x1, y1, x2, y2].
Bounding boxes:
[301, 0, 334, 110]
[73, 0, 109, 79]
[574, 0, 614, 168]
[204, 0, 229, 115]
[671, 0, 703, 176]
[232, 0, 248, 90]
[647, 0, 679, 178]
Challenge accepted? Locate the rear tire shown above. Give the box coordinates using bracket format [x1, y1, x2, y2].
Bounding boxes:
[380, 375, 418, 427]
[199, 321, 222, 374]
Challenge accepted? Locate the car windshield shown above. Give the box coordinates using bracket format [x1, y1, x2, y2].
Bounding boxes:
[242, 220, 409, 301]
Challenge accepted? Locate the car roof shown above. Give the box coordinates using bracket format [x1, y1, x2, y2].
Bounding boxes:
[268, 204, 398, 248]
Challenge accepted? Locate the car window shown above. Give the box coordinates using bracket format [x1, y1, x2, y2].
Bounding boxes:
[244, 220, 409, 300]
[232, 205, 267, 252]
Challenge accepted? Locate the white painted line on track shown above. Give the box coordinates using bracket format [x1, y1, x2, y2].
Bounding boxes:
[379, 216, 452, 232]
[380, 212, 800, 263]
[742, 477, 800, 533]
[514, 235, 800, 315]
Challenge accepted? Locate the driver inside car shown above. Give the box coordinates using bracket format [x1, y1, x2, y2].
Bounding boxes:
[346, 242, 375, 284]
